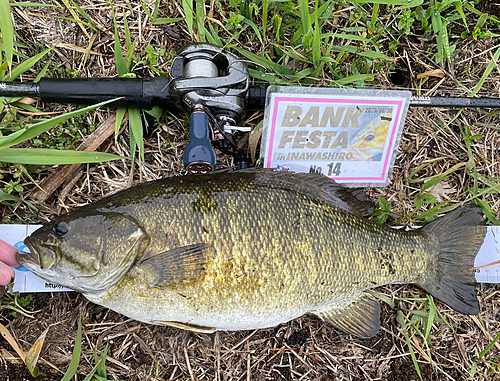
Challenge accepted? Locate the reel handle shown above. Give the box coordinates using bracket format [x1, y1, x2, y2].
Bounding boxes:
[183, 106, 217, 174]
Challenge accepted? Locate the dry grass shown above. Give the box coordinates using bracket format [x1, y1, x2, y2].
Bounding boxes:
[1, 0, 500, 380]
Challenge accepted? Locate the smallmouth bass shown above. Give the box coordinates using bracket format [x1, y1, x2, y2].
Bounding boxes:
[18, 169, 486, 338]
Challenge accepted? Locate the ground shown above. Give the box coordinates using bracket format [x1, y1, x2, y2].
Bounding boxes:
[1, 0, 500, 380]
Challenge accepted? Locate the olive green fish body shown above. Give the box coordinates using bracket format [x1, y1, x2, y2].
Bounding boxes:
[20, 170, 486, 337]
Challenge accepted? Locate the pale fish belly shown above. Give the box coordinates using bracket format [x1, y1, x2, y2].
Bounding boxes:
[85, 281, 311, 331]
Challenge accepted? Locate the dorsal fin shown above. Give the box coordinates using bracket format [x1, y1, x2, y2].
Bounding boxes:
[285, 172, 375, 216]
[208, 168, 375, 216]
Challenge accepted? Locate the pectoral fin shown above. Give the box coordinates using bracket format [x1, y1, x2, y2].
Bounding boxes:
[139, 243, 208, 286]
[315, 294, 380, 338]
[153, 320, 216, 333]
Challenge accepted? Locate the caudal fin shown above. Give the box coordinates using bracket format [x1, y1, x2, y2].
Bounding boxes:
[419, 204, 486, 314]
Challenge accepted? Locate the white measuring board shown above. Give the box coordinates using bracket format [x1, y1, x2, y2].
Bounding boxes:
[0, 224, 499, 292]
[474, 227, 500, 283]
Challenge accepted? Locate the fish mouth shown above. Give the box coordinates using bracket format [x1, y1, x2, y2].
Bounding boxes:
[18, 236, 57, 271]
[17, 237, 40, 269]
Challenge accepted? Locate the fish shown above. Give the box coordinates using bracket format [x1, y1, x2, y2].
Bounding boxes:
[17, 169, 486, 338]
[347, 112, 392, 161]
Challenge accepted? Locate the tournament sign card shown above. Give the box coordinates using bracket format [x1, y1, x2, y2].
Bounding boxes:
[261, 87, 412, 187]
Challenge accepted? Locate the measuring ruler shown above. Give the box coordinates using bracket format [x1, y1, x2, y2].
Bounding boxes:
[0, 224, 499, 292]
[474, 227, 500, 283]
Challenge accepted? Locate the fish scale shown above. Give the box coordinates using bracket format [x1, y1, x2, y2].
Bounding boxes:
[19, 169, 486, 337]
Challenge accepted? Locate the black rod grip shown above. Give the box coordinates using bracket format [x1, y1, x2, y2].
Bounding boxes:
[38, 77, 177, 110]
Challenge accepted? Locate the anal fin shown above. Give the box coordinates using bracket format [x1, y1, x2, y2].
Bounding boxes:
[315, 294, 381, 339]
[153, 320, 216, 334]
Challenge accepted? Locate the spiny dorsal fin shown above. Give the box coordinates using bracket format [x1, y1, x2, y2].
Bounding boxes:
[139, 243, 208, 286]
[212, 168, 374, 216]
[315, 294, 380, 338]
[272, 171, 374, 216]
[153, 320, 216, 333]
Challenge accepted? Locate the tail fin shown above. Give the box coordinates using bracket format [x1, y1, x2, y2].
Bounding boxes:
[419, 204, 486, 314]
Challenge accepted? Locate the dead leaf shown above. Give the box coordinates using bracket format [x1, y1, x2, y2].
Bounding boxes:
[416, 69, 445, 79]
[18, 97, 37, 105]
[24, 327, 50, 377]
[426, 181, 455, 203]
[248, 121, 263, 165]
[0, 322, 25, 361]
[0, 348, 23, 364]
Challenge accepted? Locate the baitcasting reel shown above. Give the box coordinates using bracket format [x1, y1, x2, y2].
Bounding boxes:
[169, 43, 252, 174]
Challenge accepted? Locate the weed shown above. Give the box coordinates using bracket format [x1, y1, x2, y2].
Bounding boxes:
[1, 284, 34, 318]
[372, 197, 392, 224]
[471, 331, 500, 377]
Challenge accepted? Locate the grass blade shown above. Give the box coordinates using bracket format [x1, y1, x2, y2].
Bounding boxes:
[262, 0, 268, 51]
[312, 1, 320, 69]
[454, 1, 468, 31]
[111, 3, 128, 76]
[70, 0, 98, 31]
[0, 189, 36, 209]
[423, 295, 436, 347]
[153, 0, 160, 20]
[128, 108, 144, 161]
[0, 0, 13, 70]
[242, 18, 263, 45]
[123, 8, 132, 50]
[59, 0, 89, 38]
[0, 322, 26, 361]
[334, 73, 376, 85]
[352, 0, 423, 4]
[153, 17, 185, 24]
[84, 344, 109, 381]
[298, 0, 310, 38]
[182, 0, 194, 36]
[234, 47, 294, 75]
[196, 0, 205, 42]
[3, 48, 52, 81]
[115, 107, 127, 143]
[0, 148, 125, 165]
[472, 46, 500, 96]
[431, 11, 444, 64]
[370, 3, 379, 33]
[60, 313, 83, 381]
[10, 2, 60, 6]
[81, 359, 103, 381]
[34, 60, 50, 82]
[323, 32, 380, 51]
[0, 98, 120, 149]
[397, 311, 423, 380]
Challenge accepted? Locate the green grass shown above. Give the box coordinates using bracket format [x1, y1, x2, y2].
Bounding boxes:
[1, 0, 500, 378]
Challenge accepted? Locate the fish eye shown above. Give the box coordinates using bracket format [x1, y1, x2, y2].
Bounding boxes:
[54, 221, 70, 237]
[364, 134, 375, 142]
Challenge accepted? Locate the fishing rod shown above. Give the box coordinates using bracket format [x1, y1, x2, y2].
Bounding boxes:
[1, 43, 500, 174]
